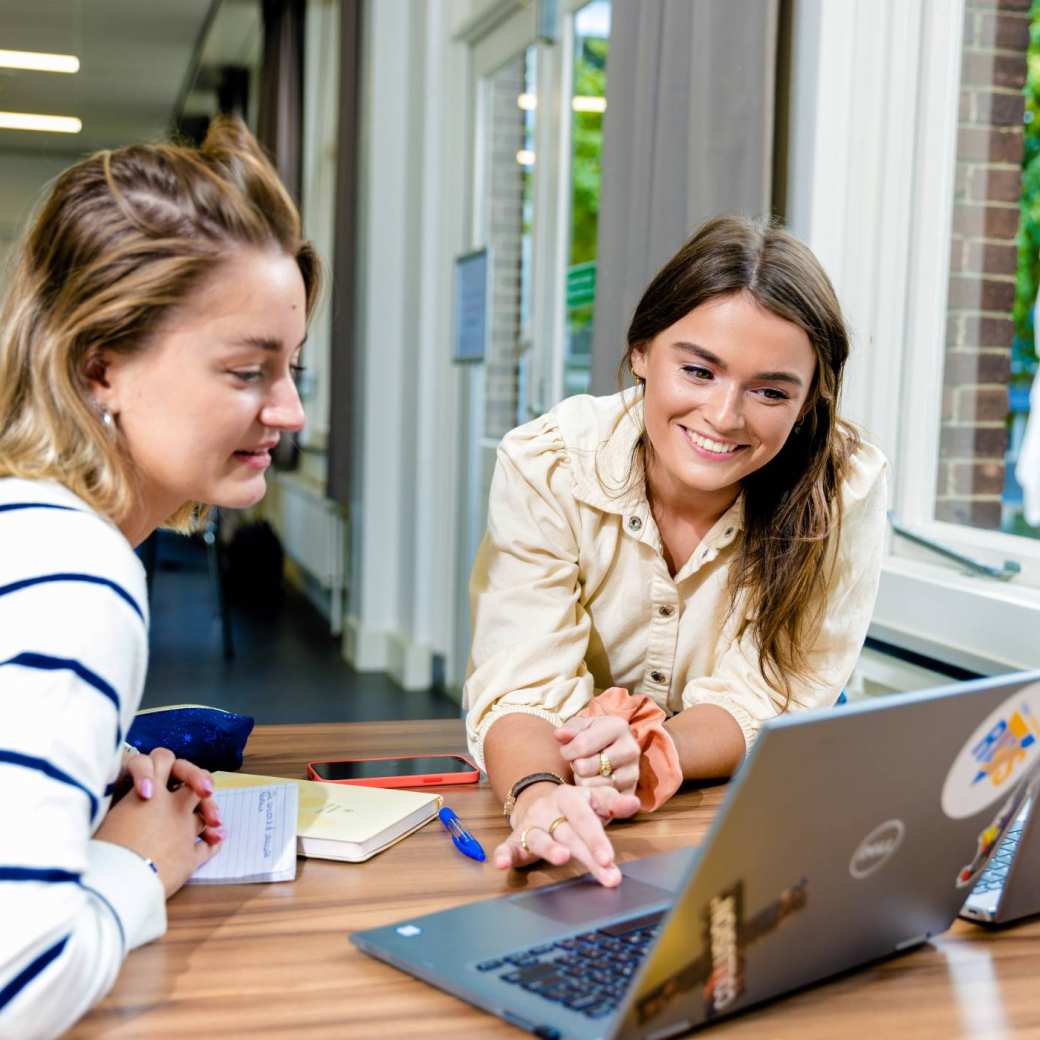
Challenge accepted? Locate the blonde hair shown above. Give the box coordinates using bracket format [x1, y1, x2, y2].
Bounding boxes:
[0, 116, 321, 532]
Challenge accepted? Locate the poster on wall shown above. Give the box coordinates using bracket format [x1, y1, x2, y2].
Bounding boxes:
[453, 248, 488, 364]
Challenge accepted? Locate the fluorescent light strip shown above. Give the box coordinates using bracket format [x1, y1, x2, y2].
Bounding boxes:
[572, 96, 606, 113]
[517, 94, 605, 113]
[0, 49, 80, 74]
[0, 111, 82, 134]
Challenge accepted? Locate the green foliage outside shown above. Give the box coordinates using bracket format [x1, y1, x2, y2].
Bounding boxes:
[1013, 2, 1040, 377]
[566, 35, 607, 349]
[1008, 3, 1040, 536]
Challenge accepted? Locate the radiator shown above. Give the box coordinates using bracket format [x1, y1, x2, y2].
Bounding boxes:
[268, 472, 347, 634]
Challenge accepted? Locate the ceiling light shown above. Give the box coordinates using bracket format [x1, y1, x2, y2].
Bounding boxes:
[0, 111, 82, 134]
[0, 49, 80, 74]
[572, 96, 606, 113]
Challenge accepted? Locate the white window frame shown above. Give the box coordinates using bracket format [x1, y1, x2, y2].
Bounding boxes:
[790, 0, 1040, 673]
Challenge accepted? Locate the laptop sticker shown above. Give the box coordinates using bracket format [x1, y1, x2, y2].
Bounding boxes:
[635, 878, 808, 1024]
[849, 820, 905, 880]
[941, 683, 1040, 820]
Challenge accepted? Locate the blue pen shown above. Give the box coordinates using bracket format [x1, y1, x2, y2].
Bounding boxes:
[438, 807, 486, 862]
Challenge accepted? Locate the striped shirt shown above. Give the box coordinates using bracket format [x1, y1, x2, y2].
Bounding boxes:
[0, 478, 164, 1040]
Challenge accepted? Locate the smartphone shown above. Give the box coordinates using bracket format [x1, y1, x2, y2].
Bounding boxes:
[306, 754, 480, 788]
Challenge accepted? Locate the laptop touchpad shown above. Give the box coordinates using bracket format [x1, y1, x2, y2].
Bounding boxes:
[510, 876, 670, 926]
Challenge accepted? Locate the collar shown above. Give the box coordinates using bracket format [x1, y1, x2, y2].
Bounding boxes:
[563, 390, 745, 556]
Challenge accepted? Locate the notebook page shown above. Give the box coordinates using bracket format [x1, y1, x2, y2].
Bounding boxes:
[188, 782, 298, 884]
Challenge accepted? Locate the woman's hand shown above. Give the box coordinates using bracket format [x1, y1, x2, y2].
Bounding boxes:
[555, 710, 641, 797]
[121, 747, 223, 831]
[96, 748, 224, 897]
[493, 782, 640, 887]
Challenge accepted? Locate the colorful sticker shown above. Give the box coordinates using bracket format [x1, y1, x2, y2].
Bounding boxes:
[849, 820, 905, 880]
[955, 767, 1040, 889]
[635, 878, 808, 1025]
[941, 683, 1040, 820]
[703, 882, 745, 1016]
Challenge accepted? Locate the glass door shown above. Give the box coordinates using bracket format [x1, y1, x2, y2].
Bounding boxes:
[561, 0, 611, 398]
[455, 7, 541, 687]
[454, 2, 614, 686]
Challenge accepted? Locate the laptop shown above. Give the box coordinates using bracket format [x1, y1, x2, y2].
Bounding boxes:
[958, 713, 1040, 926]
[352, 671, 1040, 1039]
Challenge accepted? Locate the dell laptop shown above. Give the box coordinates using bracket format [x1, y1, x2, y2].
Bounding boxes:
[353, 671, 1040, 1039]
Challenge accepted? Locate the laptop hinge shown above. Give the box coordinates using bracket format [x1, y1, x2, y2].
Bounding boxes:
[895, 933, 929, 951]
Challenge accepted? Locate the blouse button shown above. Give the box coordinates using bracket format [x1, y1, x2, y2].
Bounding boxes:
[627, 516, 643, 532]
[658, 605, 674, 618]
[649, 670, 667, 684]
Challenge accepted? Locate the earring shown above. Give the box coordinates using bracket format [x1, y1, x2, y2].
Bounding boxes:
[794, 419, 804, 434]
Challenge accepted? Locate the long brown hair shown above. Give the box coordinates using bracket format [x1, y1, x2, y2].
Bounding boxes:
[622, 215, 860, 703]
[0, 116, 321, 532]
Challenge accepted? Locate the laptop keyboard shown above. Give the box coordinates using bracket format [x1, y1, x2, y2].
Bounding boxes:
[970, 824, 1024, 896]
[473, 909, 665, 1021]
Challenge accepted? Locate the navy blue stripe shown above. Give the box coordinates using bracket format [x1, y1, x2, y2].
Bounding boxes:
[0, 502, 81, 515]
[0, 751, 98, 819]
[0, 934, 69, 1012]
[0, 573, 144, 624]
[2, 653, 122, 749]
[80, 883, 126, 950]
[0, 867, 81, 884]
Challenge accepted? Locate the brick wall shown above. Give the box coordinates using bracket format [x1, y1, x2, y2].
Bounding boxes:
[484, 61, 526, 440]
[938, 0, 1029, 528]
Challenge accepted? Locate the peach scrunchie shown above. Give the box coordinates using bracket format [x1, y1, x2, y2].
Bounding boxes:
[578, 687, 683, 812]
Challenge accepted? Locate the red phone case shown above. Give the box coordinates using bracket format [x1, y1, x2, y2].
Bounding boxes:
[305, 754, 480, 788]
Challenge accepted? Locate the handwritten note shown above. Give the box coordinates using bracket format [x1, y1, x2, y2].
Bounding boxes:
[188, 782, 298, 885]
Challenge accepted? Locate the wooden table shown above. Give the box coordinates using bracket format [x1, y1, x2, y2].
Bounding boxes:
[69, 720, 1040, 1039]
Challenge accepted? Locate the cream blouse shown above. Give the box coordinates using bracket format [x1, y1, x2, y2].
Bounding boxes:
[464, 390, 888, 770]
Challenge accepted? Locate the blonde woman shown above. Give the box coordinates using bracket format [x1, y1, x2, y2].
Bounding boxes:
[465, 216, 887, 887]
[0, 117, 319, 1038]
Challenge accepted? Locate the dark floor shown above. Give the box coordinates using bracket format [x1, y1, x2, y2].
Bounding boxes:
[141, 532, 460, 724]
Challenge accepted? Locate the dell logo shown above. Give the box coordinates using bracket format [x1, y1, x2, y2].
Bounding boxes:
[849, 820, 906, 879]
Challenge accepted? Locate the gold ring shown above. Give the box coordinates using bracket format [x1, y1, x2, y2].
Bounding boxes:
[599, 751, 613, 778]
[547, 815, 567, 840]
[520, 826, 534, 854]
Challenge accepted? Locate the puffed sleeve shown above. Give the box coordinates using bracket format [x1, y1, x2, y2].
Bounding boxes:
[464, 414, 598, 770]
[680, 443, 889, 754]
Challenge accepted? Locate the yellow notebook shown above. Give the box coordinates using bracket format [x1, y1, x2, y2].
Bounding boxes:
[213, 771, 441, 862]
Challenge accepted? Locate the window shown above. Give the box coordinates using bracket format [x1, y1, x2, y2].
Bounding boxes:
[787, 0, 1040, 672]
[478, 44, 538, 439]
[939, 1, 1035, 540]
[562, 0, 610, 398]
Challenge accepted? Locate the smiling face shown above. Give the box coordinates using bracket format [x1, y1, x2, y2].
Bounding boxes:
[630, 291, 817, 514]
[89, 249, 307, 542]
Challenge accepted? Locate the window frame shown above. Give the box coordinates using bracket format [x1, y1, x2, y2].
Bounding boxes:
[790, 0, 1040, 672]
